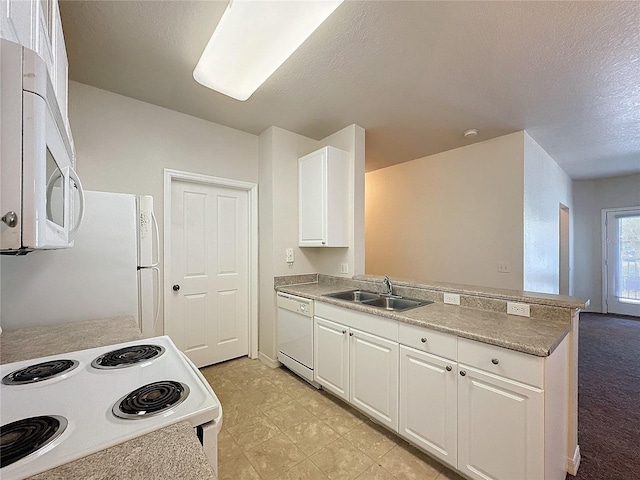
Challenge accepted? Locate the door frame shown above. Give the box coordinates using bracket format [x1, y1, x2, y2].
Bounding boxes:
[559, 204, 570, 296]
[601, 206, 640, 314]
[163, 168, 258, 359]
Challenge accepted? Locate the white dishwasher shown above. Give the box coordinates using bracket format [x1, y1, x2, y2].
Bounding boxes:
[277, 292, 318, 386]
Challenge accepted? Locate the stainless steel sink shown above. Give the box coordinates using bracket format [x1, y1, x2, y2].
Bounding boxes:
[362, 296, 433, 312]
[326, 290, 381, 302]
[324, 290, 432, 312]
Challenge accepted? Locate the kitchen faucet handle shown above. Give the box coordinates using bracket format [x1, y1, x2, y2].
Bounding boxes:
[383, 275, 393, 295]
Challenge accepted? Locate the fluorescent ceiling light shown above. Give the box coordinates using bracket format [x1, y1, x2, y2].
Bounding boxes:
[193, 0, 343, 101]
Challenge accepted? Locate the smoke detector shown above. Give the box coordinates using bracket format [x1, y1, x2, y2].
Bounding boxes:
[463, 129, 478, 138]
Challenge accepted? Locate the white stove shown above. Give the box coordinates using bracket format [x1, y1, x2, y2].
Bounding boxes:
[0, 336, 222, 479]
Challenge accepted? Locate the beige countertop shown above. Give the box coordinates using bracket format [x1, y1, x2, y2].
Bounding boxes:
[0, 317, 216, 480]
[277, 281, 572, 356]
[354, 274, 589, 309]
[0, 316, 144, 364]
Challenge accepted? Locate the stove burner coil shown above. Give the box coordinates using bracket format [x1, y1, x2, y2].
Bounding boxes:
[91, 345, 165, 369]
[1, 360, 79, 385]
[0, 415, 67, 467]
[112, 380, 189, 419]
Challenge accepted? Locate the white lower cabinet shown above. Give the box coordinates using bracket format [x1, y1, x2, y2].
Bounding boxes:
[314, 317, 350, 401]
[457, 365, 544, 480]
[350, 328, 398, 431]
[399, 345, 458, 469]
[314, 315, 399, 431]
[313, 303, 569, 480]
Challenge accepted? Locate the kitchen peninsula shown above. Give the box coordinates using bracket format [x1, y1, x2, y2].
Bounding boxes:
[276, 273, 587, 480]
[0, 317, 216, 480]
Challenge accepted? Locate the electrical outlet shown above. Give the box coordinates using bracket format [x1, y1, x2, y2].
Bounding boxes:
[443, 293, 460, 305]
[507, 301, 530, 317]
[340, 263, 349, 274]
[498, 261, 510, 273]
[285, 248, 294, 263]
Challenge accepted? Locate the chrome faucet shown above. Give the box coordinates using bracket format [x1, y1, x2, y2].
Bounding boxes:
[383, 275, 393, 296]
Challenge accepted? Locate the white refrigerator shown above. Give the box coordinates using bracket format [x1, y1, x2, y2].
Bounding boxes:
[0, 191, 159, 336]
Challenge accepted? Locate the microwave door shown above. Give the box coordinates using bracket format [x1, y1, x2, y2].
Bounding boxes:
[21, 91, 72, 249]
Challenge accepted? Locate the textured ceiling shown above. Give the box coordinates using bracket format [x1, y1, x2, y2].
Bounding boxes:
[59, 1, 640, 179]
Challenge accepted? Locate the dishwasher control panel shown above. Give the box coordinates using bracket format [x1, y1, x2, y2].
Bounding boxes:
[277, 292, 314, 317]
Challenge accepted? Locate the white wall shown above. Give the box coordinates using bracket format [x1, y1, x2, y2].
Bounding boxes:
[366, 132, 525, 290]
[573, 174, 640, 311]
[258, 125, 365, 362]
[68, 81, 259, 334]
[523, 133, 573, 294]
[258, 127, 318, 363]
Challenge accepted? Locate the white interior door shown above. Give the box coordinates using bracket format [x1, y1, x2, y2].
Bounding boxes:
[605, 209, 640, 316]
[167, 179, 249, 367]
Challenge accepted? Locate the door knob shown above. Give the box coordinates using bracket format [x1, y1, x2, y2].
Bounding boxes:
[2, 211, 18, 228]
[172, 284, 180, 291]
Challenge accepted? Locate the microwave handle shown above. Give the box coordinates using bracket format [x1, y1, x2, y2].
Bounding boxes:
[68, 166, 85, 236]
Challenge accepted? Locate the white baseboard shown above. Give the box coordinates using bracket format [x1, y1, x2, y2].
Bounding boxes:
[567, 445, 581, 476]
[258, 351, 281, 369]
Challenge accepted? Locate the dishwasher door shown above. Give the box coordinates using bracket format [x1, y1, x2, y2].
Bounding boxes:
[277, 293, 314, 376]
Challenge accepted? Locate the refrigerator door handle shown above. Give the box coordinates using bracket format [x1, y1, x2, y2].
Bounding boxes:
[150, 210, 160, 268]
[138, 210, 160, 269]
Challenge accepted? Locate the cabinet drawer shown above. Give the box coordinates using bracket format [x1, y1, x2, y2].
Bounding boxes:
[458, 338, 544, 388]
[315, 302, 398, 341]
[399, 323, 457, 360]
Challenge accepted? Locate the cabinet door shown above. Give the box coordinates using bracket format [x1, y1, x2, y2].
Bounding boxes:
[299, 150, 326, 246]
[350, 328, 399, 431]
[1, 0, 34, 46]
[458, 365, 544, 480]
[34, 0, 53, 74]
[51, 0, 67, 127]
[399, 345, 457, 468]
[314, 317, 349, 401]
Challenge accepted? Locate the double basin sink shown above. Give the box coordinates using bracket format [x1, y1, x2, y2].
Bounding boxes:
[325, 290, 433, 312]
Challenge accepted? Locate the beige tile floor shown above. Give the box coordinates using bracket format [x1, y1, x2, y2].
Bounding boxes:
[200, 357, 465, 480]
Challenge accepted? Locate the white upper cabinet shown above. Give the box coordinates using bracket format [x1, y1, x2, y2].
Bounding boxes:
[0, 0, 33, 47]
[1, 0, 69, 133]
[298, 146, 349, 247]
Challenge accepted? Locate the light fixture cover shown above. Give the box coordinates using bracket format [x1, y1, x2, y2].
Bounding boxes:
[194, 0, 344, 101]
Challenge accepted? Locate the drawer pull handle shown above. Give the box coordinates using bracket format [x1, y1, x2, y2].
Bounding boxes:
[446, 366, 452, 372]
[421, 337, 427, 343]
[491, 358, 499, 365]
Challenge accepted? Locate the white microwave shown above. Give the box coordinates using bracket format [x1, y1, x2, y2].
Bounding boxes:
[1, 39, 84, 254]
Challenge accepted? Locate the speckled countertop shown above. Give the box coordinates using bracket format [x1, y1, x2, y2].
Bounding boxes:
[0, 316, 144, 364]
[277, 281, 572, 356]
[0, 317, 216, 480]
[353, 274, 589, 309]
